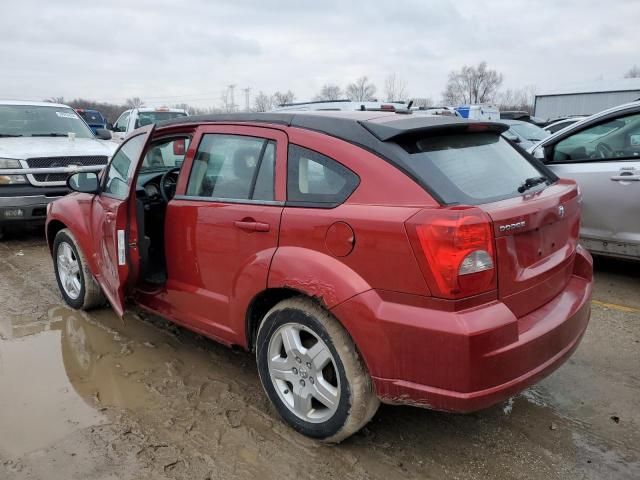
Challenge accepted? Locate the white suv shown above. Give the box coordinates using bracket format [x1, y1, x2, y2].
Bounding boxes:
[110, 107, 188, 142]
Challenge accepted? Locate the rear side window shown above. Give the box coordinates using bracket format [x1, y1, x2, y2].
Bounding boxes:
[397, 133, 546, 205]
[287, 145, 359, 207]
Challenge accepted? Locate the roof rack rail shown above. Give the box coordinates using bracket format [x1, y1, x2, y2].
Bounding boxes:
[278, 99, 353, 107]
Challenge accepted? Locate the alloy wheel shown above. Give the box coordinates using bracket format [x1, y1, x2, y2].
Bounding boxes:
[57, 242, 82, 300]
[267, 323, 341, 423]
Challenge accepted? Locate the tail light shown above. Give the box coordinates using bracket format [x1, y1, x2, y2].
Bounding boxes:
[406, 207, 496, 299]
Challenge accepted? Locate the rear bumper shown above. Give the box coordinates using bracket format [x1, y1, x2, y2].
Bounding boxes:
[332, 246, 593, 412]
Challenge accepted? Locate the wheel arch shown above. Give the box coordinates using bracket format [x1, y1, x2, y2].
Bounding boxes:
[245, 287, 303, 351]
[47, 219, 68, 253]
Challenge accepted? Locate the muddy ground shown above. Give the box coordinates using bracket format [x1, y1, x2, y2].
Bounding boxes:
[0, 227, 639, 480]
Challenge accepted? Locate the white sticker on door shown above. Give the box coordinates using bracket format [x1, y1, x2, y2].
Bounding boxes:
[117, 230, 126, 266]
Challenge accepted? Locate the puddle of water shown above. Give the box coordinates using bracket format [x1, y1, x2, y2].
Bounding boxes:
[0, 305, 166, 458]
[0, 328, 106, 457]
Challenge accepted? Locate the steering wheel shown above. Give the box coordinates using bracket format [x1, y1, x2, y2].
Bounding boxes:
[595, 142, 614, 159]
[159, 167, 181, 202]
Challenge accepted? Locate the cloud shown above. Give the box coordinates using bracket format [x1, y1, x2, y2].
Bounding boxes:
[0, 0, 637, 107]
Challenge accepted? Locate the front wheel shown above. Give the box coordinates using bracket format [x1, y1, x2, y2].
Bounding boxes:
[256, 298, 379, 443]
[53, 229, 105, 310]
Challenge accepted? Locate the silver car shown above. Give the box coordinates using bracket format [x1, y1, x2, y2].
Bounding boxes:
[530, 101, 640, 260]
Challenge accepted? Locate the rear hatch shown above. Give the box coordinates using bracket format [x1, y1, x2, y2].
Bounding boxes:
[482, 180, 580, 318]
[390, 126, 580, 317]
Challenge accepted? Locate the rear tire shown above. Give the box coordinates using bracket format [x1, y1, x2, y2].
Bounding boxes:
[53, 229, 105, 310]
[256, 297, 379, 443]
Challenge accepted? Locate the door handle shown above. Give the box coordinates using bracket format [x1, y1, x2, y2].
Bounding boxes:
[234, 220, 270, 232]
[254, 222, 270, 232]
[105, 211, 116, 222]
[611, 174, 640, 181]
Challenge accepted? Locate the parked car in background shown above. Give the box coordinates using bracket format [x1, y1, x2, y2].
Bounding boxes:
[543, 116, 588, 134]
[411, 106, 461, 117]
[501, 119, 550, 150]
[110, 107, 188, 142]
[272, 99, 407, 112]
[530, 101, 640, 260]
[0, 100, 116, 238]
[455, 104, 500, 120]
[47, 111, 592, 442]
[500, 110, 548, 126]
[75, 108, 107, 134]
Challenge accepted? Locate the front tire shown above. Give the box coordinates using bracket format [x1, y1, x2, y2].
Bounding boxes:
[256, 297, 379, 443]
[53, 229, 105, 310]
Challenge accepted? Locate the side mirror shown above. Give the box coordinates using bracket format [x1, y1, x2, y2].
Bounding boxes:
[106, 122, 114, 131]
[67, 172, 99, 193]
[95, 128, 112, 140]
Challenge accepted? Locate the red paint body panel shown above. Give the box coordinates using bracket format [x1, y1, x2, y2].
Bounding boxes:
[270, 204, 431, 305]
[331, 246, 592, 412]
[143, 199, 282, 345]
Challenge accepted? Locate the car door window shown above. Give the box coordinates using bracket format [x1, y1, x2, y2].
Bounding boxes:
[186, 134, 275, 201]
[103, 134, 146, 199]
[552, 113, 640, 163]
[114, 112, 130, 133]
[287, 144, 359, 207]
[142, 137, 190, 169]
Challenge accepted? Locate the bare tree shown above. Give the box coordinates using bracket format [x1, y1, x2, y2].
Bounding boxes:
[413, 97, 434, 109]
[272, 90, 296, 106]
[46, 96, 66, 104]
[345, 76, 377, 101]
[125, 97, 144, 108]
[497, 85, 537, 113]
[314, 84, 343, 101]
[384, 74, 409, 102]
[624, 65, 640, 78]
[442, 62, 503, 105]
[253, 91, 273, 112]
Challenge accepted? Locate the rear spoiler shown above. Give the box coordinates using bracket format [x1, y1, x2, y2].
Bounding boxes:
[359, 118, 509, 142]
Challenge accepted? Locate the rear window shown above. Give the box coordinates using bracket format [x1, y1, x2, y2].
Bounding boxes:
[397, 132, 547, 205]
[77, 111, 104, 124]
[135, 111, 187, 128]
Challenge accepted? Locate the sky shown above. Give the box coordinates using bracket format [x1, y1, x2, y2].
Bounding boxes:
[0, 0, 638, 108]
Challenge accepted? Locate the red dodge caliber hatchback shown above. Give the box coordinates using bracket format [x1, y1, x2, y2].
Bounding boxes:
[46, 112, 593, 442]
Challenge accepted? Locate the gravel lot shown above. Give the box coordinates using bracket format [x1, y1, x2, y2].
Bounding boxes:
[1, 227, 639, 480]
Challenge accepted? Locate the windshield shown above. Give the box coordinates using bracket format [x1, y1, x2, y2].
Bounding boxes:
[397, 133, 548, 205]
[135, 111, 187, 128]
[509, 122, 549, 142]
[0, 105, 95, 138]
[77, 110, 105, 125]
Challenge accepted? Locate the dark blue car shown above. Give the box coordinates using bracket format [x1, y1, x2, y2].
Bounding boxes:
[75, 108, 107, 135]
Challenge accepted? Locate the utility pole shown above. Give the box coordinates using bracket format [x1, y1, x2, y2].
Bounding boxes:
[243, 87, 251, 112]
[228, 84, 236, 112]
